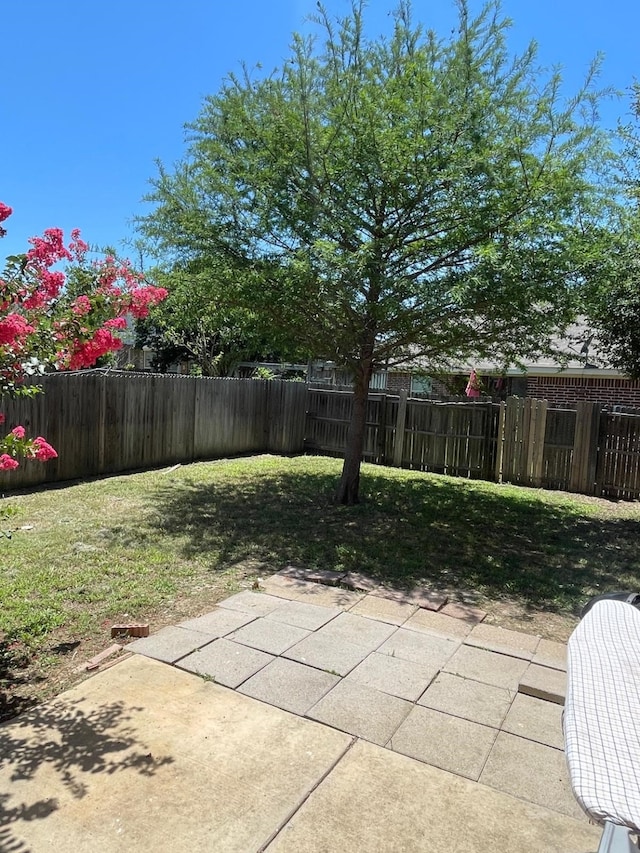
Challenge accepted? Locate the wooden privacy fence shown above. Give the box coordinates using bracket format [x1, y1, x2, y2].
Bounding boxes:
[2, 375, 640, 500]
[305, 389, 640, 500]
[304, 389, 499, 480]
[0, 372, 308, 490]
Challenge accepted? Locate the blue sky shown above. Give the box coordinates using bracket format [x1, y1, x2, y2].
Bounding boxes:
[2, 0, 638, 263]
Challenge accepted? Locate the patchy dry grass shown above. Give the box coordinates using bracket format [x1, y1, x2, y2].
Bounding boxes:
[2, 453, 640, 719]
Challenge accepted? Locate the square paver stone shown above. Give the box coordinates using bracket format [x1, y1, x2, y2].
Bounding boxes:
[278, 565, 346, 585]
[315, 612, 396, 651]
[418, 672, 514, 729]
[349, 594, 417, 626]
[257, 579, 301, 601]
[403, 608, 474, 640]
[390, 706, 498, 780]
[480, 731, 583, 820]
[440, 601, 487, 624]
[260, 574, 318, 598]
[178, 607, 256, 636]
[443, 645, 529, 691]
[265, 738, 600, 853]
[465, 623, 540, 660]
[217, 590, 286, 617]
[266, 599, 341, 631]
[226, 618, 310, 655]
[292, 584, 365, 610]
[518, 663, 566, 705]
[345, 652, 437, 702]
[178, 638, 273, 688]
[127, 626, 215, 663]
[374, 588, 447, 611]
[307, 679, 411, 745]
[284, 632, 370, 676]
[532, 638, 567, 672]
[238, 657, 340, 715]
[341, 571, 382, 592]
[501, 693, 564, 749]
[377, 628, 460, 668]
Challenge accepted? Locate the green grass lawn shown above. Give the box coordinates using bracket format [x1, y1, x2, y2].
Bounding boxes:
[2, 453, 640, 718]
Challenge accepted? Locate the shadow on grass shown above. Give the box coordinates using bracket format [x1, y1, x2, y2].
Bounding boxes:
[147, 462, 640, 615]
[0, 696, 173, 851]
[0, 641, 41, 723]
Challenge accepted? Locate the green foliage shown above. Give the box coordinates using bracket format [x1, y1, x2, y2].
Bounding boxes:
[253, 366, 277, 380]
[583, 86, 640, 378]
[135, 260, 300, 375]
[0, 502, 19, 539]
[137, 0, 618, 500]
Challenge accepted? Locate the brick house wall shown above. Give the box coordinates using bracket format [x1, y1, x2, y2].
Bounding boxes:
[525, 375, 640, 407]
[385, 371, 411, 394]
[385, 372, 458, 397]
[384, 370, 640, 407]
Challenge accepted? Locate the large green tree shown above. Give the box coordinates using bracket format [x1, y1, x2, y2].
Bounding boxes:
[135, 258, 289, 376]
[584, 85, 640, 378]
[139, 0, 615, 503]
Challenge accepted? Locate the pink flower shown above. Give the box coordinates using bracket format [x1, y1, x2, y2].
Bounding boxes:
[23, 290, 47, 310]
[11, 425, 25, 439]
[72, 295, 92, 316]
[37, 269, 65, 299]
[69, 229, 89, 261]
[128, 285, 169, 319]
[31, 437, 57, 461]
[27, 228, 72, 268]
[67, 328, 122, 370]
[0, 202, 12, 222]
[104, 317, 127, 329]
[0, 413, 5, 425]
[0, 313, 34, 345]
[0, 453, 19, 470]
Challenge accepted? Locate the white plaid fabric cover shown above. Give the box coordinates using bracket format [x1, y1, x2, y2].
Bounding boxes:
[564, 599, 640, 832]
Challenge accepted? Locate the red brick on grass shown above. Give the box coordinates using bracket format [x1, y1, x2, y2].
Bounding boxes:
[110, 624, 150, 639]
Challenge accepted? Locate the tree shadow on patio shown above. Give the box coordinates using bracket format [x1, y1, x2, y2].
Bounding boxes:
[0, 695, 173, 851]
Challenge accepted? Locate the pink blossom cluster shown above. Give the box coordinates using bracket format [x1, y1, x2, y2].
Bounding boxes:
[0, 314, 34, 346]
[0, 202, 167, 472]
[0, 202, 12, 238]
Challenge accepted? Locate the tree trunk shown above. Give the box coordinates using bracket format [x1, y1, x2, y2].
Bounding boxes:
[335, 363, 371, 505]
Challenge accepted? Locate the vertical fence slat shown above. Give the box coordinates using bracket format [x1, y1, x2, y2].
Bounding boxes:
[393, 390, 408, 468]
[569, 401, 601, 494]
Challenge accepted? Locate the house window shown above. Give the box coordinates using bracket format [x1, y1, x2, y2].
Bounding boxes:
[370, 371, 388, 390]
[411, 374, 433, 395]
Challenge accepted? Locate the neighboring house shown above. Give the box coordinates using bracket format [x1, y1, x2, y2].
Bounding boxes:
[311, 324, 640, 407]
[114, 322, 640, 408]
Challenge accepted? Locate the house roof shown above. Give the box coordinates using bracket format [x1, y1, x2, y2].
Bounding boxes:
[445, 321, 620, 378]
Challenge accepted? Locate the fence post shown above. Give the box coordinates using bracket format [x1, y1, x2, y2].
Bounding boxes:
[393, 390, 408, 467]
[97, 373, 107, 474]
[192, 377, 200, 462]
[569, 401, 601, 494]
[494, 401, 506, 483]
[528, 399, 548, 486]
[501, 397, 522, 484]
[377, 393, 388, 464]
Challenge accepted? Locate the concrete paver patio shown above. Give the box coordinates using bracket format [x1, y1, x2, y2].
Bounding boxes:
[0, 571, 601, 852]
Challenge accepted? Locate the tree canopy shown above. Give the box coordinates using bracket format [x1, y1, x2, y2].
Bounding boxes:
[138, 0, 617, 503]
[135, 258, 288, 376]
[584, 84, 640, 378]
